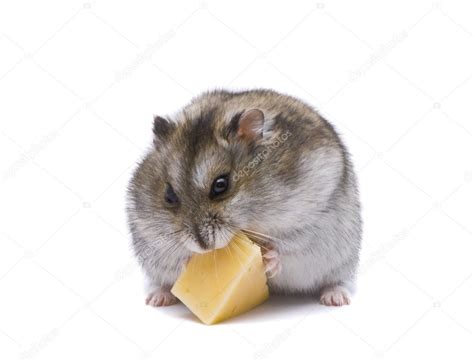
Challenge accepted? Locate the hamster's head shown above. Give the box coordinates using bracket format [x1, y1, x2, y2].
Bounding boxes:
[127, 106, 293, 254]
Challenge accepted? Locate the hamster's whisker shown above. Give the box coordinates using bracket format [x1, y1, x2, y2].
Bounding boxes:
[222, 223, 248, 267]
[240, 228, 273, 240]
[219, 225, 242, 269]
[224, 226, 258, 278]
[159, 240, 180, 256]
[222, 222, 272, 249]
[158, 230, 187, 256]
[242, 228, 290, 245]
[228, 240, 247, 272]
[213, 245, 218, 279]
[167, 229, 184, 237]
[239, 228, 290, 249]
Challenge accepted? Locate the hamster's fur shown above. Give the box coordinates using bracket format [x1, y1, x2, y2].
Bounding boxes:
[127, 89, 362, 307]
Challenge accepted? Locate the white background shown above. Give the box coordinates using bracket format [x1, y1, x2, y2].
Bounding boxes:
[1, 1, 473, 360]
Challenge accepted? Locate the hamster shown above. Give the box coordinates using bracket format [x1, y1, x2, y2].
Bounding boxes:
[126, 89, 362, 307]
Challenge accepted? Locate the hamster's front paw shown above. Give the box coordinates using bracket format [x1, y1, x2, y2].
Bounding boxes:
[146, 288, 178, 307]
[319, 285, 351, 306]
[262, 246, 281, 279]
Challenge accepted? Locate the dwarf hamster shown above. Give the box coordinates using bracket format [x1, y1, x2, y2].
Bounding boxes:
[126, 89, 362, 307]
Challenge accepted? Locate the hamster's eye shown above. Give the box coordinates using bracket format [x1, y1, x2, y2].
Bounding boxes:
[211, 174, 229, 198]
[165, 183, 179, 205]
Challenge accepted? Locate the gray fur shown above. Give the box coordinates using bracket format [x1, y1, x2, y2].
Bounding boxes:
[126, 89, 362, 298]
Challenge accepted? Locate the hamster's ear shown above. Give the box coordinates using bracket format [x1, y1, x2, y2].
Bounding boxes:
[228, 109, 265, 142]
[153, 116, 175, 144]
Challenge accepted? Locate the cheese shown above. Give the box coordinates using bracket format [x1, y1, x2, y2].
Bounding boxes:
[171, 233, 269, 324]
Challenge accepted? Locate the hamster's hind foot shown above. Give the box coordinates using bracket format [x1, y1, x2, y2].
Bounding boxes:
[319, 285, 351, 306]
[146, 287, 178, 307]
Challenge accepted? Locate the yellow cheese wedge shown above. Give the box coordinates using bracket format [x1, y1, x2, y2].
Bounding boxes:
[171, 233, 269, 324]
